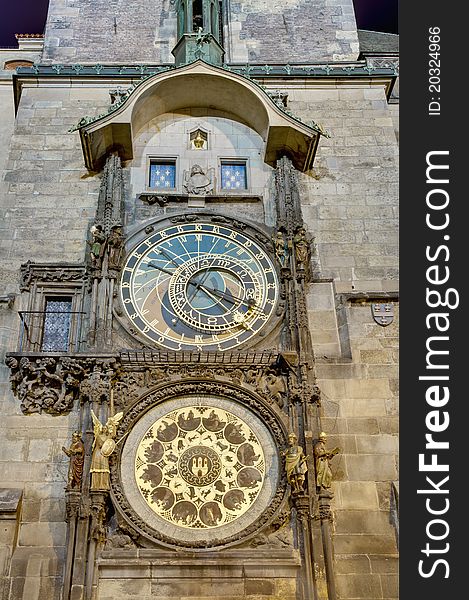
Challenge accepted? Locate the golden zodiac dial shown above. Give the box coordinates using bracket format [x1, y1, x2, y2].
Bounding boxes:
[135, 406, 265, 529]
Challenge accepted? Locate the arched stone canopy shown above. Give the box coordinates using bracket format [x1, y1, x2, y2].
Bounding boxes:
[78, 61, 323, 172]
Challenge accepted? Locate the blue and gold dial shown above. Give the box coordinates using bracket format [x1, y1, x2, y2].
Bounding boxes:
[120, 222, 279, 351]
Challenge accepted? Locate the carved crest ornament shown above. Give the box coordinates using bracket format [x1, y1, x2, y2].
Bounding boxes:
[371, 302, 394, 326]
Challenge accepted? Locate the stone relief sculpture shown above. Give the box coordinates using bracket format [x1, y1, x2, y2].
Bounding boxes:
[313, 432, 340, 490]
[183, 164, 214, 195]
[257, 371, 286, 409]
[6, 356, 84, 415]
[62, 431, 85, 490]
[106, 225, 124, 270]
[273, 230, 289, 267]
[89, 225, 106, 269]
[283, 432, 308, 494]
[293, 226, 309, 269]
[90, 410, 123, 491]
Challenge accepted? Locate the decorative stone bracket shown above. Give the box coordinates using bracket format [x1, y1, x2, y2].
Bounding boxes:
[4, 354, 117, 415]
[4, 350, 305, 416]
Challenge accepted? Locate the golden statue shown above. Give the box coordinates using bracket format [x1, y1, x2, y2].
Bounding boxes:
[62, 431, 85, 490]
[313, 432, 340, 489]
[90, 410, 123, 491]
[192, 130, 206, 149]
[283, 432, 308, 494]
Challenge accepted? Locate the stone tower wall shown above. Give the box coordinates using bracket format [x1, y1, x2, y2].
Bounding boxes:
[0, 2, 398, 598]
[42, 0, 359, 64]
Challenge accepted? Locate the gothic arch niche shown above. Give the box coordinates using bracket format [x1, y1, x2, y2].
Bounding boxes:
[175, 0, 222, 39]
[130, 111, 272, 198]
[77, 61, 322, 173]
[109, 380, 288, 549]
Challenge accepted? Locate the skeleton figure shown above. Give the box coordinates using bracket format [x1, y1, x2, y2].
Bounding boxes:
[274, 230, 289, 267]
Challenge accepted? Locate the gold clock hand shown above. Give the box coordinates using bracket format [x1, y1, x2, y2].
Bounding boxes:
[147, 262, 216, 297]
[158, 248, 182, 270]
[190, 282, 264, 323]
[148, 261, 230, 314]
[147, 262, 174, 276]
[193, 280, 256, 308]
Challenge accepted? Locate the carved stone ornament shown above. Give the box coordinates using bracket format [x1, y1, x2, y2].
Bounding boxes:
[19, 262, 87, 292]
[366, 56, 399, 74]
[5, 354, 117, 415]
[109, 380, 288, 550]
[371, 302, 394, 326]
[90, 492, 108, 544]
[183, 164, 215, 195]
[5, 355, 84, 415]
[115, 358, 290, 412]
[315, 490, 334, 522]
[65, 490, 81, 522]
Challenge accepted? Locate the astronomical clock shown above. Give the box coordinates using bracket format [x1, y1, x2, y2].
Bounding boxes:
[110, 214, 289, 549]
[119, 220, 279, 351]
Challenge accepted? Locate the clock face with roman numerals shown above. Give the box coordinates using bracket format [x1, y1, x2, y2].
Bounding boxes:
[120, 221, 279, 351]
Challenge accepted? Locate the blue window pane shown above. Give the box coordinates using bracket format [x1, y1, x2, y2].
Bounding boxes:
[221, 163, 247, 190]
[42, 298, 72, 352]
[149, 162, 176, 189]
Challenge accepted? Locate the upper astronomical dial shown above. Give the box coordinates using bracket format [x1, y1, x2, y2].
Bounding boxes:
[120, 222, 279, 351]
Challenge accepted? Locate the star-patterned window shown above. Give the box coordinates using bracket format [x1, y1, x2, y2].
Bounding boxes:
[220, 161, 248, 191]
[41, 297, 73, 352]
[149, 160, 176, 189]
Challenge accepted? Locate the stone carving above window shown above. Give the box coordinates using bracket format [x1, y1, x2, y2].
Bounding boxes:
[183, 164, 215, 194]
[17, 262, 86, 353]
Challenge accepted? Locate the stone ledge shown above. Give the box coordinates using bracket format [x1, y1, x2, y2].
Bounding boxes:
[98, 548, 300, 580]
[0, 488, 22, 520]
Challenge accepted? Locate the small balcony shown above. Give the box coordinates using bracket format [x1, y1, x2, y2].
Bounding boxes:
[18, 310, 85, 353]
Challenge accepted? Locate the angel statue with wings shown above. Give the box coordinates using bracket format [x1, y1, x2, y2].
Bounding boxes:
[90, 410, 123, 491]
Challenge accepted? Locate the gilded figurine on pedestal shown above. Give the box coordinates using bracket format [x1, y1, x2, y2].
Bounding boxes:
[274, 230, 289, 268]
[283, 432, 308, 494]
[90, 410, 123, 491]
[313, 432, 340, 490]
[62, 431, 85, 490]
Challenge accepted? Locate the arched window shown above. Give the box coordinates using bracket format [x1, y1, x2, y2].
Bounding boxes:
[192, 0, 203, 31]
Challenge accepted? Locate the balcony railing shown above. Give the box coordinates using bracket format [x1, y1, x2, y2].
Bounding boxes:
[18, 311, 85, 353]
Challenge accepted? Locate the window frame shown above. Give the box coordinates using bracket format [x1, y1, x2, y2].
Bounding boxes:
[18, 264, 86, 353]
[147, 157, 178, 192]
[40, 295, 75, 353]
[219, 158, 249, 193]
